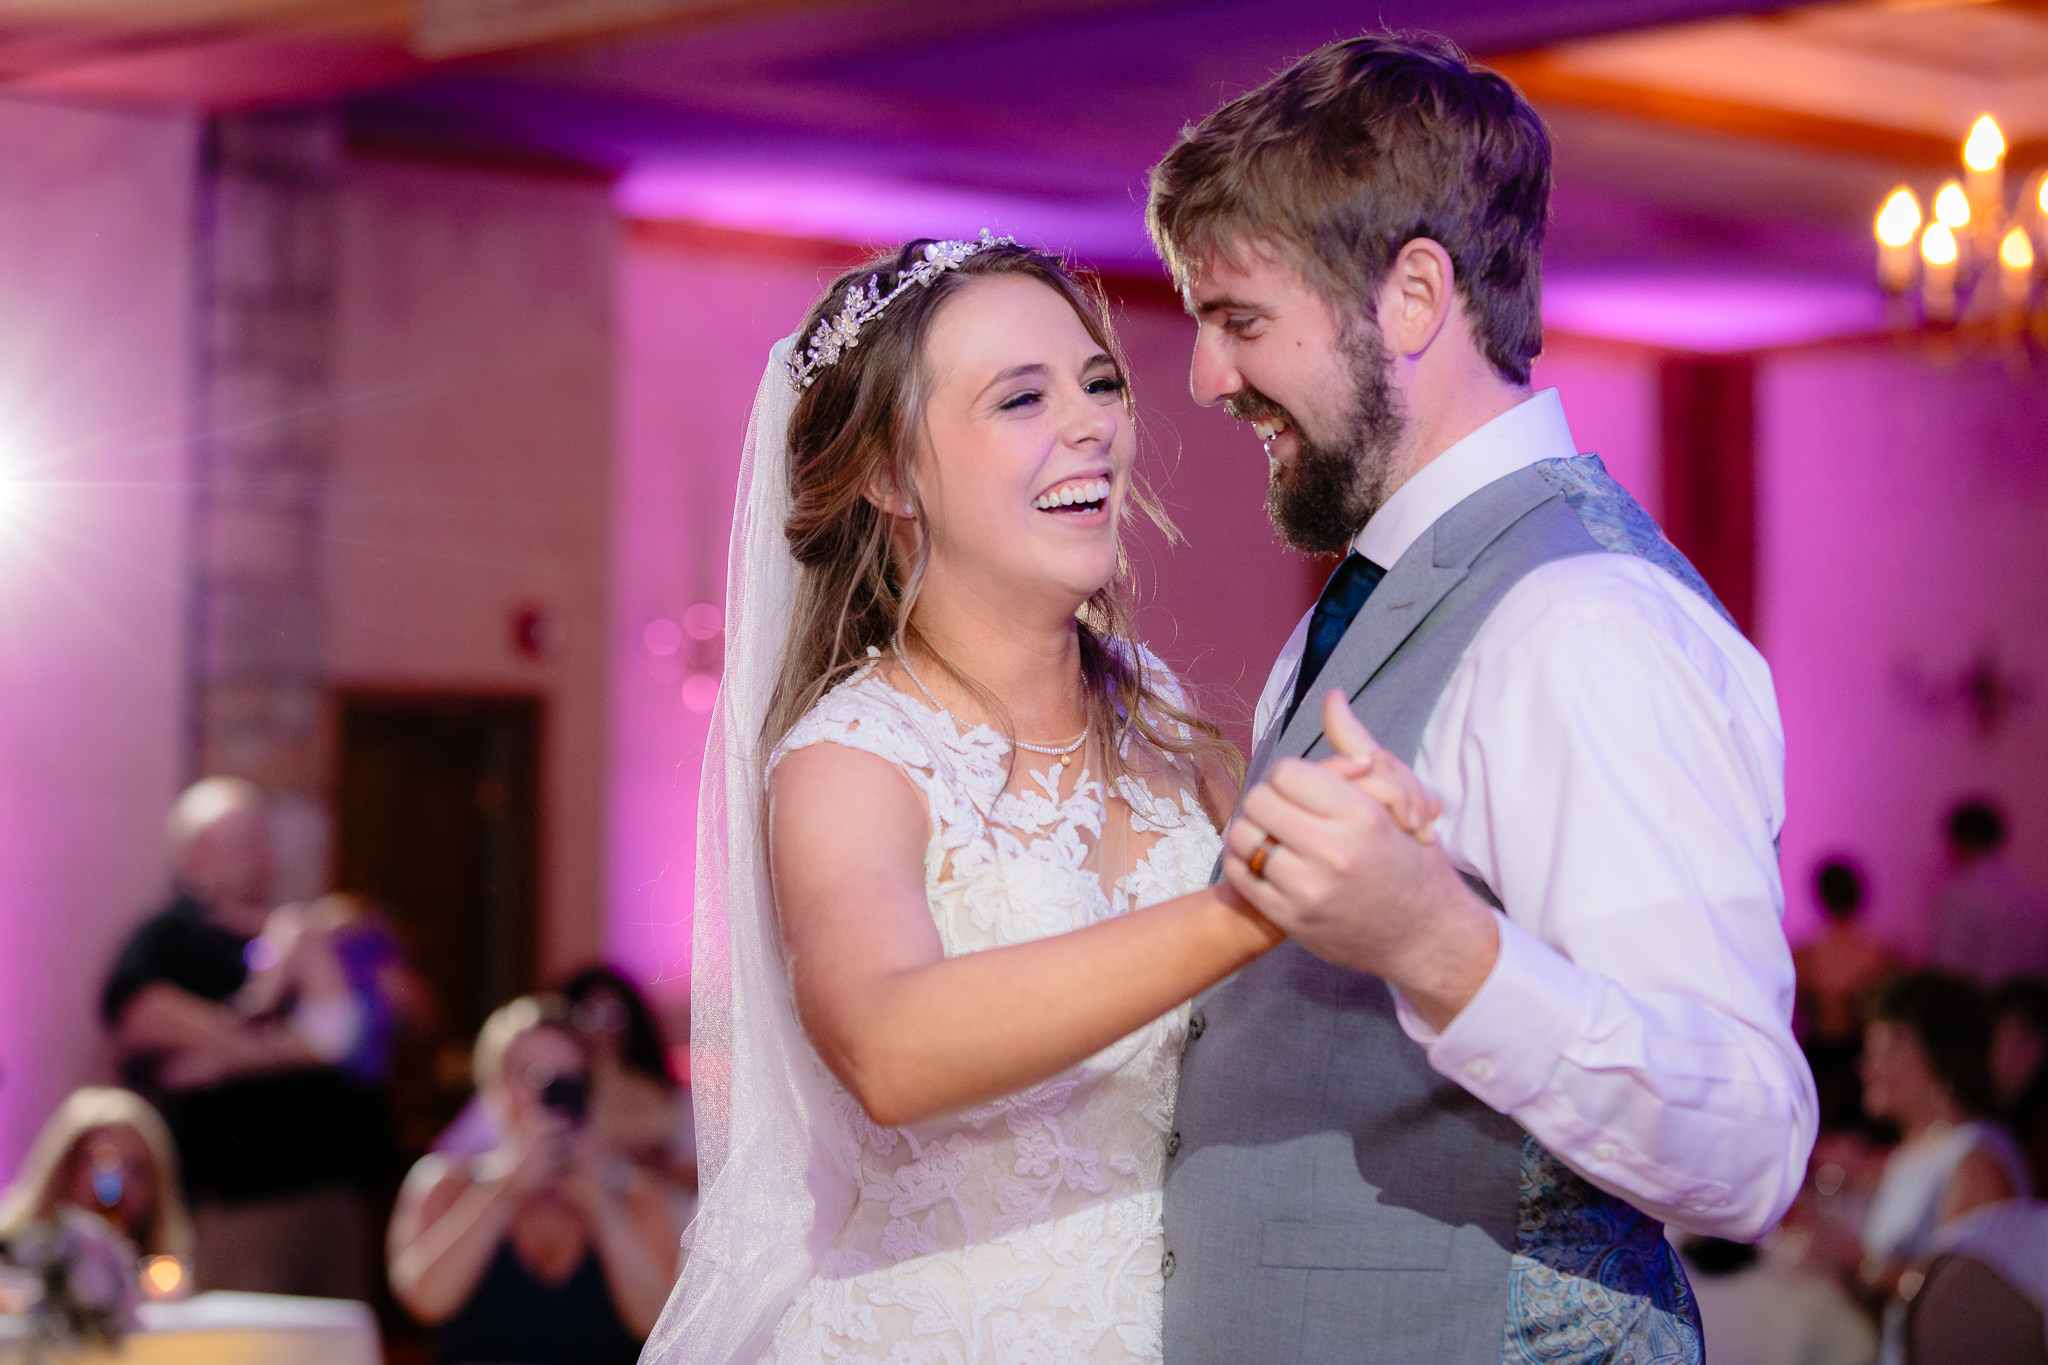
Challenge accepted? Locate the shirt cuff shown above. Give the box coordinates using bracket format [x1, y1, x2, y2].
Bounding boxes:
[1396, 911, 1599, 1113]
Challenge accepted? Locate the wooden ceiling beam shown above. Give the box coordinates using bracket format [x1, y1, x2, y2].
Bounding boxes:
[1488, 51, 2048, 174]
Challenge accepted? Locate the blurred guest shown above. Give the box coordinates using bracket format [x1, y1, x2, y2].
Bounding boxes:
[559, 966, 694, 1192]
[1858, 972, 2028, 1362]
[1990, 977, 2048, 1195]
[436, 965, 695, 1195]
[237, 892, 432, 1085]
[0, 1088, 193, 1260]
[1797, 857, 1901, 1131]
[100, 777, 389, 1298]
[1906, 1199, 2048, 1365]
[1678, 1235, 1875, 1365]
[388, 996, 679, 1364]
[1929, 799, 2048, 987]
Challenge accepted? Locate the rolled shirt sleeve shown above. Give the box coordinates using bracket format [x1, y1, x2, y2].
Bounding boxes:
[1399, 552, 1817, 1242]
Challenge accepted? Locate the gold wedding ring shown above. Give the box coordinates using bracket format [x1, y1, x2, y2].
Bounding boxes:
[1247, 833, 1281, 879]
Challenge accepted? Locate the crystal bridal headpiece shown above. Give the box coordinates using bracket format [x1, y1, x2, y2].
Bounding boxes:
[786, 229, 1018, 391]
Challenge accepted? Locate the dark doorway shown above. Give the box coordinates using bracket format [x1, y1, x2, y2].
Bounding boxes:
[333, 690, 543, 1153]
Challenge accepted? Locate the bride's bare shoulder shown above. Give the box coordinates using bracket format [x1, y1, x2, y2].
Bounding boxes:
[769, 663, 935, 822]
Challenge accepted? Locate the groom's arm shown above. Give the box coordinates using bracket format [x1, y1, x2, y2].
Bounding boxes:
[1227, 557, 1816, 1243]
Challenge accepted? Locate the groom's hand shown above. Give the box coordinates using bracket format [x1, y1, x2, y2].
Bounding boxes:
[1222, 691, 1499, 1030]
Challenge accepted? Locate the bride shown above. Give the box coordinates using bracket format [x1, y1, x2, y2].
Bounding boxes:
[643, 233, 1430, 1364]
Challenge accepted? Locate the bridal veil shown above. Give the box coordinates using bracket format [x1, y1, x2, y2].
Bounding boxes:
[641, 336, 856, 1364]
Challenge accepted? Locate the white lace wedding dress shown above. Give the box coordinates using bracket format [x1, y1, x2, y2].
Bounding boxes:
[759, 655, 1222, 1365]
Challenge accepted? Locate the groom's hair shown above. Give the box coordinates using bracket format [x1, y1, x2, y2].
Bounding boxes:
[1147, 32, 1549, 386]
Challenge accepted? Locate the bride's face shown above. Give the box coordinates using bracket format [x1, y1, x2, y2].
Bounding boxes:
[908, 275, 1133, 614]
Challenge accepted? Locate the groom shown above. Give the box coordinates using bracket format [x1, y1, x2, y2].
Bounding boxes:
[1148, 34, 1816, 1364]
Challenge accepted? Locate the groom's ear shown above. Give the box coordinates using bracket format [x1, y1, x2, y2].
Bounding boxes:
[1382, 237, 1457, 358]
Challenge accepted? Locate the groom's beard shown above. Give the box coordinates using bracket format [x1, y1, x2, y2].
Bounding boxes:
[1231, 323, 1406, 556]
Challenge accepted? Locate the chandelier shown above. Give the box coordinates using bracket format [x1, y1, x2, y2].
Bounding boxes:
[1874, 116, 2046, 342]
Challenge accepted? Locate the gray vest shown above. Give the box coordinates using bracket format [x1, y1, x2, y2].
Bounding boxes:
[1162, 456, 1711, 1365]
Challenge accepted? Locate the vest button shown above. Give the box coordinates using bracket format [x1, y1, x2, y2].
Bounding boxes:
[1161, 1250, 1176, 1280]
[1165, 1131, 1181, 1159]
[1187, 1011, 1206, 1041]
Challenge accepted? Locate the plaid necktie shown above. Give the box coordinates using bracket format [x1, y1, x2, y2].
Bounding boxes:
[1284, 551, 1386, 730]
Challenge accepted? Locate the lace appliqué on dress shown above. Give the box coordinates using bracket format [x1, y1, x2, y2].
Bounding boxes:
[763, 654, 1219, 1365]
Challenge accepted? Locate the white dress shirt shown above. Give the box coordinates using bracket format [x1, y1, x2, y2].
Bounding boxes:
[1252, 388, 1817, 1241]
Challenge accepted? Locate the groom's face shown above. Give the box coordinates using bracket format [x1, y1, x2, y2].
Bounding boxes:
[1183, 242, 1405, 555]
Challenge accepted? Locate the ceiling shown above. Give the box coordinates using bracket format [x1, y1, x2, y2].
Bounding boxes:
[8, 0, 2048, 348]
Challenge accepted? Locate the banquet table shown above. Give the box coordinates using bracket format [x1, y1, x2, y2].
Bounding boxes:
[0, 1291, 380, 1364]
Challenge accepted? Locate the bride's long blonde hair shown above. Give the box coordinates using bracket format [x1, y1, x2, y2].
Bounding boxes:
[764, 239, 1241, 795]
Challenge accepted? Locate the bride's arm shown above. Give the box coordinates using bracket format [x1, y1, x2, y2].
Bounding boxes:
[771, 742, 1281, 1129]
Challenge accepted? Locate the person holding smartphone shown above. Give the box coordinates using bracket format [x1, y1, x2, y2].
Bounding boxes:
[388, 995, 679, 1365]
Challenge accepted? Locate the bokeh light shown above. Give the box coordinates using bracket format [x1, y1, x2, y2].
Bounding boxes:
[1875, 188, 1921, 248]
[1933, 182, 1971, 229]
[2000, 227, 2035, 271]
[683, 602, 723, 639]
[1921, 222, 1959, 266]
[1963, 115, 2006, 172]
[681, 673, 719, 713]
[140, 1254, 186, 1299]
[642, 617, 682, 656]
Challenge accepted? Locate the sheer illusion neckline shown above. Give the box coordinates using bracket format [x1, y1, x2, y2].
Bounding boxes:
[784, 659, 1210, 927]
[891, 646, 1089, 760]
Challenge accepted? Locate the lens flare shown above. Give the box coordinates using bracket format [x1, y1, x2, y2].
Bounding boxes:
[1875, 188, 1922, 248]
[1933, 182, 1971, 229]
[1964, 115, 2006, 173]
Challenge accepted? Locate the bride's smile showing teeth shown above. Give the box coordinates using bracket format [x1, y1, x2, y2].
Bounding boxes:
[1032, 476, 1112, 513]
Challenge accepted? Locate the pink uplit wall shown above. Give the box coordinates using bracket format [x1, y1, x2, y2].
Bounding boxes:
[1532, 333, 1662, 518]
[0, 99, 197, 1177]
[1758, 346, 2048, 949]
[605, 234, 833, 1000]
[1116, 297, 1322, 747]
[327, 155, 616, 978]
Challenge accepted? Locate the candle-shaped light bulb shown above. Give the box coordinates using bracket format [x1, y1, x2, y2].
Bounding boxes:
[2039, 173, 2048, 216]
[1934, 181, 1972, 228]
[1999, 227, 2035, 318]
[1923, 223, 1959, 265]
[1922, 222, 1959, 320]
[1876, 187, 1923, 292]
[1962, 117, 2006, 254]
[1876, 188, 1922, 247]
[1964, 115, 2006, 172]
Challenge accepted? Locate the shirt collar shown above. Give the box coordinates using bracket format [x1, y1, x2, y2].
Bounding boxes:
[1355, 388, 1577, 569]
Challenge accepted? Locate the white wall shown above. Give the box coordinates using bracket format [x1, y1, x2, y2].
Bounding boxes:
[0, 97, 198, 1175]
[326, 155, 617, 979]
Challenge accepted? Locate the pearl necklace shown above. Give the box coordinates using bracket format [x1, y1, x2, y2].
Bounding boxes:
[893, 648, 1088, 766]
